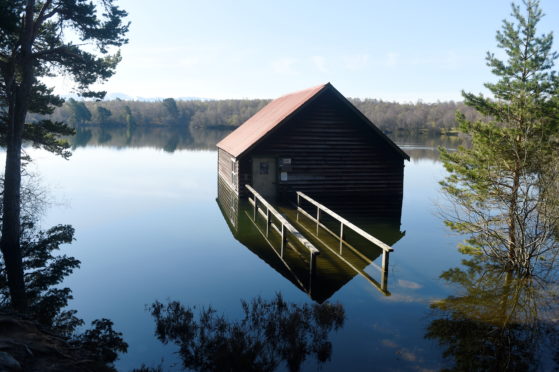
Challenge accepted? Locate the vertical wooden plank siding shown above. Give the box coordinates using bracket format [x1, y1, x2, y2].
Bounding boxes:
[217, 149, 239, 192]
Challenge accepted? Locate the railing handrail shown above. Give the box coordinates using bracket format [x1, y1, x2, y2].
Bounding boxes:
[296, 191, 394, 253]
[246, 185, 319, 255]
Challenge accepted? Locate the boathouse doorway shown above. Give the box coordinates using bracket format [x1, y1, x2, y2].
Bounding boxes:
[252, 156, 277, 199]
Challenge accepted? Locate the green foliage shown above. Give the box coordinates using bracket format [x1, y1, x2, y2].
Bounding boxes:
[149, 293, 345, 372]
[0, 220, 81, 333]
[23, 120, 75, 158]
[440, 0, 559, 271]
[0, 0, 129, 112]
[0, 218, 129, 363]
[72, 318, 129, 364]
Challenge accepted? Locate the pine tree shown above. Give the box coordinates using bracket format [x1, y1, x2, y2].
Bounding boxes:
[0, 0, 128, 310]
[440, 0, 559, 272]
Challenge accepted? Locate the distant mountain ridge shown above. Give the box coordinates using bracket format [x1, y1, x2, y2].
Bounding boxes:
[104, 92, 213, 101]
[62, 92, 212, 101]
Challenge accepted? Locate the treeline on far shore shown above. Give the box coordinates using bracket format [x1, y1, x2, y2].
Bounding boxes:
[31, 97, 484, 135]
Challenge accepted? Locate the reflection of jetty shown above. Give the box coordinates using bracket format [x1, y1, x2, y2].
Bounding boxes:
[293, 191, 392, 294]
[217, 178, 405, 303]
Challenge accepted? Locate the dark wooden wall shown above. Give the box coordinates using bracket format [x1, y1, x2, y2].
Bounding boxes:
[240, 89, 405, 200]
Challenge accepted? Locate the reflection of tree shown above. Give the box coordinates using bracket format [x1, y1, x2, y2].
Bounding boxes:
[0, 175, 128, 367]
[98, 128, 113, 144]
[426, 257, 559, 371]
[148, 293, 345, 372]
[0, 218, 128, 367]
[72, 128, 93, 149]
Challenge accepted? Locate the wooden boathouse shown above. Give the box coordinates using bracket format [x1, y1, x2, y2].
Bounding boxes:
[216, 83, 409, 201]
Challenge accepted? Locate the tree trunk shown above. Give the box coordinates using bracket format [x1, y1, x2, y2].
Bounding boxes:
[1, 81, 28, 310]
[0, 0, 35, 311]
[508, 165, 520, 265]
[0, 133, 26, 310]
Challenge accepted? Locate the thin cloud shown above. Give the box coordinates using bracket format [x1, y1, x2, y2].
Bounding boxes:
[270, 57, 298, 75]
[311, 55, 328, 73]
[398, 279, 423, 289]
[343, 54, 370, 71]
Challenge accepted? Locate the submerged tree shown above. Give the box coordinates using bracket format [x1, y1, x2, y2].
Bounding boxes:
[148, 294, 345, 372]
[0, 0, 129, 310]
[440, 0, 559, 272]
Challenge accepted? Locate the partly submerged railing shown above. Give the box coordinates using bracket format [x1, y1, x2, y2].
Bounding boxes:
[295, 191, 393, 276]
[245, 185, 320, 276]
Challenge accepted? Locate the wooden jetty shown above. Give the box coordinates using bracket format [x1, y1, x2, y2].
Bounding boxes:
[293, 191, 393, 293]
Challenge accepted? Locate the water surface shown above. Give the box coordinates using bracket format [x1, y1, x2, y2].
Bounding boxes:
[21, 129, 553, 371]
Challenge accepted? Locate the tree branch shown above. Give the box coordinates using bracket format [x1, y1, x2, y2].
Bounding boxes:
[33, 0, 53, 38]
[32, 44, 83, 59]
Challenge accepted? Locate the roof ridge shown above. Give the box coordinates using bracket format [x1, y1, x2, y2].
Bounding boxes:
[275, 82, 329, 98]
[216, 83, 329, 157]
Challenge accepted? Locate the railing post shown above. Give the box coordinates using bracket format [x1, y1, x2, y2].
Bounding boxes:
[310, 251, 317, 277]
[382, 250, 389, 269]
[308, 250, 318, 294]
[296, 193, 300, 222]
[381, 251, 389, 291]
[339, 222, 344, 254]
[266, 208, 270, 236]
[316, 207, 320, 234]
[253, 196, 257, 220]
[280, 224, 285, 257]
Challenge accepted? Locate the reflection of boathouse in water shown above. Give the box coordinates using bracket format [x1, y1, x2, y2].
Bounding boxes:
[217, 178, 405, 302]
[216, 83, 409, 302]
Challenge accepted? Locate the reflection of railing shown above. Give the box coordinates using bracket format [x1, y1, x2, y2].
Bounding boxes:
[296, 192, 392, 281]
[246, 185, 320, 276]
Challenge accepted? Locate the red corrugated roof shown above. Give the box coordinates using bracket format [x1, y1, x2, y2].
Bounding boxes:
[216, 83, 328, 157]
[216, 82, 409, 160]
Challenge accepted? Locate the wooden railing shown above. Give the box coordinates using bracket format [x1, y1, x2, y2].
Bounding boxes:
[246, 185, 320, 276]
[296, 191, 392, 275]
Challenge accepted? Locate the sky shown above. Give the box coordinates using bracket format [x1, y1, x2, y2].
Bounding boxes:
[52, 0, 559, 102]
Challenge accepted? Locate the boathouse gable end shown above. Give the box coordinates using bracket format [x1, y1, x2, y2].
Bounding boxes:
[216, 83, 408, 199]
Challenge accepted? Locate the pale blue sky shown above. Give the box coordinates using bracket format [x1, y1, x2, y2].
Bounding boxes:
[55, 0, 559, 102]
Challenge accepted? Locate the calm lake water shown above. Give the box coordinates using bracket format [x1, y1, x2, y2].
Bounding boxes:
[18, 128, 556, 371]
